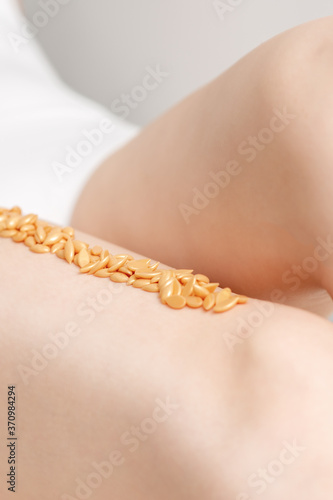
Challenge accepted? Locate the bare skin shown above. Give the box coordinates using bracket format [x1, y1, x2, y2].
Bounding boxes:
[72, 16, 333, 318]
[2, 12, 333, 500]
[1, 229, 333, 499]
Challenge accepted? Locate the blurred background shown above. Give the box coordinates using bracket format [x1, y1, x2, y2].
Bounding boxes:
[21, 0, 333, 127]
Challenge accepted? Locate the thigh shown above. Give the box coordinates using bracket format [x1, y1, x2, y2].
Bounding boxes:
[1, 221, 333, 499]
[72, 16, 333, 316]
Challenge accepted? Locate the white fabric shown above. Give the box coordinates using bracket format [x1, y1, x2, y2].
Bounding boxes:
[0, 0, 139, 225]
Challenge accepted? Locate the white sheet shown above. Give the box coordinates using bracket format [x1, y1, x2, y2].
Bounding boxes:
[0, 0, 139, 225]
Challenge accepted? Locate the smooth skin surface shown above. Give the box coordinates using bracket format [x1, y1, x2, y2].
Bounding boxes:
[3, 12, 333, 500]
[72, 15, 333, 318]
[1, 230, 333, 499]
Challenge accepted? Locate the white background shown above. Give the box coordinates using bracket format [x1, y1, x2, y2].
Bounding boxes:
[21, 0, 333, 126]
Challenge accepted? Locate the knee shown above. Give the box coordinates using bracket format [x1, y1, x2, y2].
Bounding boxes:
[257, 16, 333, 121]
[263, 16, 333, 88]
[231, 307, 333, 493]
[226, 16, 333, 161]
[255, 16, 333, 169]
